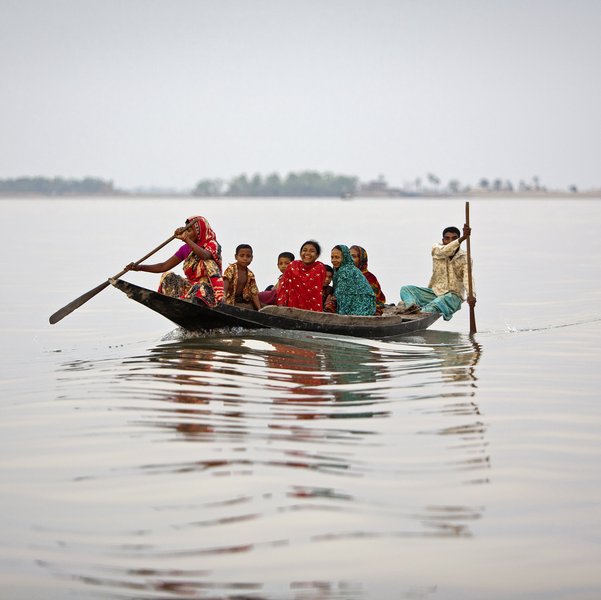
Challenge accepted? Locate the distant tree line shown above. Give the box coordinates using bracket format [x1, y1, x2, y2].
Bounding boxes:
[2, 172, 584, 197]
[409, 173, 556, 194]
[193, 171, 359, 197]
[0, 176, 116, 195]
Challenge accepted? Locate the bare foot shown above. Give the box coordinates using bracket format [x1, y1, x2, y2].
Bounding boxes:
[402, 303, 421, 314]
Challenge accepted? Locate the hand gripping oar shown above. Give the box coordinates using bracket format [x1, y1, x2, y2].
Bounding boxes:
[49, 218, 198, 324]
[465, 201, 477, 335]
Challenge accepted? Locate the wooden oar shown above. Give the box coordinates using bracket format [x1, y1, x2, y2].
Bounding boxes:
[465, 201, 477, 334]
[49, 219, 197, 325]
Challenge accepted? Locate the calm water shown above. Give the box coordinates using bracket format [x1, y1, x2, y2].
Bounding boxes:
[1, 197, 600, 599]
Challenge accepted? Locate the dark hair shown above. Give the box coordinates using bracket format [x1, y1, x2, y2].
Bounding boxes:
[333, 244, 343, 253]
[235, 243, 253, 255]
[324, 265, 334, 274]
[442, 226, 461, 238]
[278, 251, 295, 261]
[300, 240, 321, 257]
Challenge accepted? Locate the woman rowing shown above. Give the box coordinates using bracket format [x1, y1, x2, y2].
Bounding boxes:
[126, 216, 224, 306]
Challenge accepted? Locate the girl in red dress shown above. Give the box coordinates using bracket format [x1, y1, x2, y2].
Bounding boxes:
[276, 240, 326, 312]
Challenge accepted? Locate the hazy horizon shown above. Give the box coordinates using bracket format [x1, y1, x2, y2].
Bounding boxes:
[2, 0, 600, 191]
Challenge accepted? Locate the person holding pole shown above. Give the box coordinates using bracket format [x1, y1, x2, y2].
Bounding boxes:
[126, 216, 225, 307]
[399, 223, 475, 322]
[49, 216, 217, 324]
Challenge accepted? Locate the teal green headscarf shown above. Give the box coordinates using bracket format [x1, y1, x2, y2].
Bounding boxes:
[332, 245, 376, 316]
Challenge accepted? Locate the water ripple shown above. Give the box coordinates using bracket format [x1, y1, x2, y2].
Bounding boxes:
[27, 330, 488, 597]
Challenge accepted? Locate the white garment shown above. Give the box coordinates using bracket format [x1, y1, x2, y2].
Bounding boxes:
[428, 239, 475, 300]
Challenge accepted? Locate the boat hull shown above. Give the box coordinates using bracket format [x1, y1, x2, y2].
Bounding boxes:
[112, 279, 440, 338]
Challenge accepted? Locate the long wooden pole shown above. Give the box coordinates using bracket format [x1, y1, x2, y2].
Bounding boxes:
[49, 218, 197, 325]
[465, 202, 477, 334]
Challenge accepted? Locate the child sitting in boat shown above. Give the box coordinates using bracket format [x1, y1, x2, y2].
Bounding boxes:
[277, 240, 327, 312]
[223, 244, 261, 310]
[258, 251, 295, 306]
[322, 265, 334, 310]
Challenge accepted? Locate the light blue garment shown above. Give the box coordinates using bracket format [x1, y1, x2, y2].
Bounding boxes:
[399, 285, 462, 321]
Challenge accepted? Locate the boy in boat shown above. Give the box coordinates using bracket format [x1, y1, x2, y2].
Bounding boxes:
[223, 244, 261, 310]
[399, 224, 476, 321]
[258, 251, 295, 306]
[322, 265, 334, 310]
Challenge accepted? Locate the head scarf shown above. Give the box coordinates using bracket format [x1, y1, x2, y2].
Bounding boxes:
[179, 215, 224, 305]
[350, 244, 386, 313]
[351, 245, 369, 272]
[332, 245, 375, 316]
[186, 215, 222, 268]
[159, 215, 224, 306]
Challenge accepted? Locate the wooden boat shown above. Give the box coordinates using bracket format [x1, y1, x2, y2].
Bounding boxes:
[111, 279, 440, 339]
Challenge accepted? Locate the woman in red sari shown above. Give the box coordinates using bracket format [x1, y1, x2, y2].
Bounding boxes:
[126, 216, 224, 306]
[277, 240, 326, 312]
[350, 245, 386, 315]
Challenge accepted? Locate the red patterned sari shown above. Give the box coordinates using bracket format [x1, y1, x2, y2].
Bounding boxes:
[276, 259, 326, 312]
[351, 245, 386, 315]
[159, 216, 224, 306]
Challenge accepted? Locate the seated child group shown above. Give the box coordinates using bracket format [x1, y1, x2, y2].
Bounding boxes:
[223, 240, 386, 317]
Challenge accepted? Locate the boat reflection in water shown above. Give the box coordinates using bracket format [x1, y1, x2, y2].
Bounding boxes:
[48, 328, 485, 598]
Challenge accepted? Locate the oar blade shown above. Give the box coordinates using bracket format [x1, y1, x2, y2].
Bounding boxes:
[48, 220, 185, 325]
[49, 280, 111, 324]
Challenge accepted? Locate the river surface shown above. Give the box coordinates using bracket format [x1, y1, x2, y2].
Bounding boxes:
[1, 197, 600, 599]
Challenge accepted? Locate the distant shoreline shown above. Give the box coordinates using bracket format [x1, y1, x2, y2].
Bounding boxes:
[1, 190, 600, 199]
[2, 173, 599, 199]
[464, 189, 601, 198]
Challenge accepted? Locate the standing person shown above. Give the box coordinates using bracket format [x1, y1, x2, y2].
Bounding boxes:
[277, 240, 326, 312]
[350, 245, 387, 315]
[330, 245, 376, 316]
[400, 224, 476, 321]
[126, 216, 224, 306]
[223, 244, 261, 310]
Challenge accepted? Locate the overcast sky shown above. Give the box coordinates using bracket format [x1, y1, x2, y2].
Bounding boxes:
[1, 0, 600, 190]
